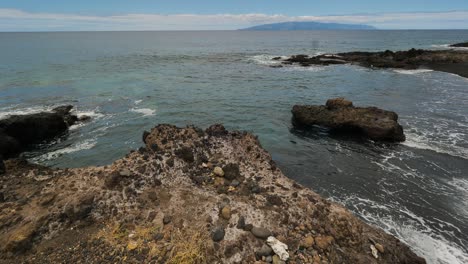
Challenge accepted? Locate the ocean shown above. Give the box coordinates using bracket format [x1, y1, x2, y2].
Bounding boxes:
[0, 30, 467, 263]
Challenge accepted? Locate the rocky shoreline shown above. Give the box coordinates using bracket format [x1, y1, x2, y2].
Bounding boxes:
[274, 48, 468, 78]
[0, 123, 424, 263]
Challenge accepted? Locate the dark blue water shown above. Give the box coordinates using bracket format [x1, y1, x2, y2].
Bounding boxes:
[1, 31, 467, 263]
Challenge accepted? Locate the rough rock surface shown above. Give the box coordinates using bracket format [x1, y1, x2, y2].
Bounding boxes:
[0, 106, 79, 161]
[292, 98, 405, 142]
[279, 49, 468, 78]
[0, 124, 423, 263]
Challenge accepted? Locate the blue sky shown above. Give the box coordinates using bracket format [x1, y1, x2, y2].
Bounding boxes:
[1, 0, 467, 31]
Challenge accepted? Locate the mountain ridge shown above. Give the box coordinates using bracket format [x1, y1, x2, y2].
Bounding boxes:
[240, 21, 376, 31]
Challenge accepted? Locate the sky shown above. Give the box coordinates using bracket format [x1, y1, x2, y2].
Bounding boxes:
[0, 0, 467, 31]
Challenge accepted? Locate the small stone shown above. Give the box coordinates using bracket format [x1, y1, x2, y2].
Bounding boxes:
[301, 236, 315, 248]
[256, 244, 273, 257]
[119, 169, 132, 177]
[375, 243, 384, 253]
[272, 255, 285, 264]
[127, 240, 138, 251]
[163, 215, 172, 225]
[265, 256, 273, 263]
[370, 244, 379, 259]
[221, 206, 231, 220]
[244, 224, 253, 231]
[223, 163, 240, 180]
[214, 177, 225, 186]
[230, 180, 240, 187]
[237, 216, 246, 229]
[251, 227, 272, 239]
[211, 227, 225, 242]
[213, 167, 224, 177]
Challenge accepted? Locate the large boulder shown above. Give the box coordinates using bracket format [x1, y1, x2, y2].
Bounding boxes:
[292, 98, 405, 142]
[0, 105, 78, 159]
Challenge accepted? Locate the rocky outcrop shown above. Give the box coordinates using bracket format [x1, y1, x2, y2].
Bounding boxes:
[0, 106, 79, 162]
[450, 42, 468, 48]
[292, 98, 406, 142]
[279, 48, 468, 78]
[0, 124, 423, 263]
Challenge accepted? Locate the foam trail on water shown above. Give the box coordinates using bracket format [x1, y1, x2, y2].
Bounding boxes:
[394, 69, 434, 75]
[130, 108, 156, 117]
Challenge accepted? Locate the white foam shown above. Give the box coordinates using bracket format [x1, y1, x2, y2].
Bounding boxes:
[74, 110, 104, 119]
[403, 131, 468, 160]
[394, 69, 434, 75]
[33, 138, 97, 161]
[431, 44, 468, 51]
[0, 106, 55, 119]
[130, 108, 156, 117]
[248, 55, 285, 66]
[134, 99, 143, 105]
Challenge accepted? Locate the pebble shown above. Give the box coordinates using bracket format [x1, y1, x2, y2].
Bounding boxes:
[375, 243, 384, 253]
[119, 169, 132, 177]
[370, 244, 379, 259]
[251, 227, 272, 239]
[221, 206, 231, 220]
[213, 167, 224, 177]
[301, 236, 315, 248]
[272, 255, 285, 264]
[237, 216, 246, 229]
[211, 227, 225, 242]
[256, 244, 273, 257]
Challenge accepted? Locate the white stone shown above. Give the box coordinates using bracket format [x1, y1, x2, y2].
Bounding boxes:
[267, 236, 289, 261]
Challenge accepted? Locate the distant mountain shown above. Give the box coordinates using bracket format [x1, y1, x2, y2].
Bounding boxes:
[240, 21, 376, 31]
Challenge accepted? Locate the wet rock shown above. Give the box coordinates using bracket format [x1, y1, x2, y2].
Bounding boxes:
[450, 42, 468, 48]
[211, 227, 225, 242]
[78, 115, 91, 122]
[251, 227, 272, 239]
[213, 167, 224, 177]
[292, 98, 405, 142]
[0, 105, 79, 159]
[220, 206, 231, 220]
[142, 131, 150, 143]
[175, 146, 194, 163]
[256, 244, 273, 257]
[223, 163, 240, 180]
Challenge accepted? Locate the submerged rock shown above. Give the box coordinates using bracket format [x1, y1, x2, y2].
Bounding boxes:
[292, 98, 405, 142]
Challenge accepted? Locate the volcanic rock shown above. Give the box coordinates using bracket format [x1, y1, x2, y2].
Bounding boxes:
[292, 98, 405, 142]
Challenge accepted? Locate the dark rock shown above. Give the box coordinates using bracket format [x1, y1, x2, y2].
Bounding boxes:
[206, 124, 228, 137]
[0, 158, 5, 175]
[223, 163, 240, 180]
[237, 216, 246, 229]
[142, 131, 150, 144]
[230, 180, 240, 187]
[0, 105, 79, 159]
[450, 42, 468, 48]
[251, 227, 272, 239]
[292, 98, 405, 142]
[63, 194, 94, 221]
[244, 224, 253, 231]
[211, 227, 225, 242]
[104, 171, 121, 189]
[78, 115, 91, 122]
[163, 215, 172, 225]
[175, 146, 194, 163]
[256, 244, 273, 257]
[266, 195, 283, 206]
[281, 49, 468, 78]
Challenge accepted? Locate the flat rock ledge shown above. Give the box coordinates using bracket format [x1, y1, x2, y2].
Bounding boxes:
[0, 124, 423, 263]
[292, 98, 405, 142]
[275, 48, 468, 78]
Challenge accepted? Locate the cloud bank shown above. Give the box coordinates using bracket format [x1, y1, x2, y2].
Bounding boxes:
[0, 9, 467, 31]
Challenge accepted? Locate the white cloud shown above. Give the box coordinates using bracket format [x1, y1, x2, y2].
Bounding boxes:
[0, 8, 467, 31]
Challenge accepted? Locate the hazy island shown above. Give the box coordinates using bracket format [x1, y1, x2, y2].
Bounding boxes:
[240, 21, 376, 31]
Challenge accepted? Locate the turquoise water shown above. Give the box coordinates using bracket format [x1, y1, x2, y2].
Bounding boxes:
[1, 31, 468, 263]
